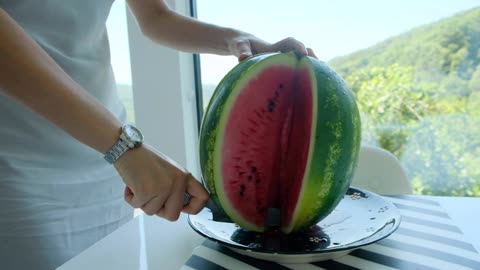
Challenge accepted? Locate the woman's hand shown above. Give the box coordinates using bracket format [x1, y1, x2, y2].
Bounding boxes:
[228, 34, 318, 61]
[114, 144, 209, 221]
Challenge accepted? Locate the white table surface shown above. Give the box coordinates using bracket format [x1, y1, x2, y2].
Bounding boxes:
[57, 196, 480, 270]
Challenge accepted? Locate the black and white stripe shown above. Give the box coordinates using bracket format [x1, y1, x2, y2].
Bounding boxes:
[182, 196, 480, 270]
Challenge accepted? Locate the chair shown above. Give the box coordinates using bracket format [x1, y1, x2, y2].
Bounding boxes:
[351, 145, 412, 195]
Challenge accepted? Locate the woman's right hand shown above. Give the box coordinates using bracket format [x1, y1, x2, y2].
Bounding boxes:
[1, 8, 209, 223]
[113, 144, 209, 221]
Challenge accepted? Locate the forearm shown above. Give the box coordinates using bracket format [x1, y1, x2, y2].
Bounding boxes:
[127, 0, 251, 55]
[0, 8, 121, 154]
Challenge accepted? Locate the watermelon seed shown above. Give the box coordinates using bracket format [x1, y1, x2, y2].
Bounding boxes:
[240, 131, 250, 137]
[279, 83, 284, 89]
[274, 91, 279, 97]
[251, 166, 257, 172]
[248, 118, 259, 126]
[256, 179, 261, 183]
[238, 172, 246, 176]
[254, 110, 264, 119]
[268, 99, 276, 112]
[248, 175, 253, 180]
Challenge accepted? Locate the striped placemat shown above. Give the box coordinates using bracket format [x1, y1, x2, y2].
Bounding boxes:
[182, 196, 480, 270]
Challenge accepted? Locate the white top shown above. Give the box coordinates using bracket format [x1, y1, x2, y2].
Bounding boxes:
[0, 0, 126, 172]
[0, 1, 132, 269]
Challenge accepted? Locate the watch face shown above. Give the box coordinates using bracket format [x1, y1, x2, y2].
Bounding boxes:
[124, 125, 144, 144]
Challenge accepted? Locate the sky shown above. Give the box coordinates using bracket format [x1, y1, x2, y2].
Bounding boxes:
[106, 0, 479, 85]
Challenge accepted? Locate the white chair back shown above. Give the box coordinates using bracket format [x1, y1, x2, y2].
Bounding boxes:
[351, 145, 412, 195]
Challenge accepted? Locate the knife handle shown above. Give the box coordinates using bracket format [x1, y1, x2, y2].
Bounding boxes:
[183, 192, 192, 206]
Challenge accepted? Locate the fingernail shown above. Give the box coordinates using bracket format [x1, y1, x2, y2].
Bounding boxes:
[238, 53, 251, 62]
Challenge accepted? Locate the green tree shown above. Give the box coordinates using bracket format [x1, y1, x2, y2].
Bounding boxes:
[402, 115, 480, 196]
[345, 64, 437, 157]
[329, 7, 480, 196]
[469, 65, 480, 92]
[343, 64, 479, 196]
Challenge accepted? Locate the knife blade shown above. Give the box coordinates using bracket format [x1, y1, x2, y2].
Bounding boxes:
[184, 192, 281, 228]
[183, 192, 232, 222]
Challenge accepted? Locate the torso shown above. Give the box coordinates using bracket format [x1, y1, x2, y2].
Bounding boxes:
[0, 1, 132, 268]
[0, 0, 126, 174]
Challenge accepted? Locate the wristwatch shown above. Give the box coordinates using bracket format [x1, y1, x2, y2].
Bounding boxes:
[104, 124, 144, 164]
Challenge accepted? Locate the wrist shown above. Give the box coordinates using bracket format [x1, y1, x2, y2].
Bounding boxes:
[113, 143, 143, 171]
[104, 124, 144, 164]
[224, 28, 250, 52]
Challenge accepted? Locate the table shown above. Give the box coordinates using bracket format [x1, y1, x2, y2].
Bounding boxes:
[57, 196, 480, 270]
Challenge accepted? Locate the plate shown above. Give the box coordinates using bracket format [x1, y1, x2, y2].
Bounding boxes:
[188, 187, 400, 263]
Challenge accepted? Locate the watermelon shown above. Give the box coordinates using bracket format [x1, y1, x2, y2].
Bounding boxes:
[199, 52, 361, 233]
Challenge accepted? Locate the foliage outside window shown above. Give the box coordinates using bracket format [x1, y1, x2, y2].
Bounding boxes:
[331, 8, 480, 196]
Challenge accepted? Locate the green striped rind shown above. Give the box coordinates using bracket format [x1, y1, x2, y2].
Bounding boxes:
[200, 53, 361, 233]
[284, 57, 362, 233]
[199, 53, 297, 231]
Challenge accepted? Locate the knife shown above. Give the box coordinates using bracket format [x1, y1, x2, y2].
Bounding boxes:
[184, 192, 281, 228]
[183, 192, 232, 222]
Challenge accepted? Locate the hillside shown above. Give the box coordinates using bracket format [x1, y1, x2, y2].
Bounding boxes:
[328, 7, 480, 196]
[330, 7, 480, 94]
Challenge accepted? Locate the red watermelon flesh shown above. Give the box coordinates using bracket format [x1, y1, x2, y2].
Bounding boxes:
[222, 66, 313, 228]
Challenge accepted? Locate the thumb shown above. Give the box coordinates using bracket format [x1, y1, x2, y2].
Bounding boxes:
[234, 40, 252, 61]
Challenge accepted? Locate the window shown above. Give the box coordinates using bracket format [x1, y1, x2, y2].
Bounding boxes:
[196, 1, 480, 196]
[106, 0, 135, 123]
[115, 0, 200, 174]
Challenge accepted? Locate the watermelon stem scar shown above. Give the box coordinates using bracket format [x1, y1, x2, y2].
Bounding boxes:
[200, 52, 361, 234]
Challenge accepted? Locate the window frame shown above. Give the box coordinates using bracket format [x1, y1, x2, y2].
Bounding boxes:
[126, 0, 201, 175]
[189, 0, 205, 128]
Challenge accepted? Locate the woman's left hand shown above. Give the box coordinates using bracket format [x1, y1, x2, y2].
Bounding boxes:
[228, 34, 318, 61]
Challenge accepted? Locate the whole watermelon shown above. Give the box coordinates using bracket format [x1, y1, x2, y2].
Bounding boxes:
[199, 52, 361, 233]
